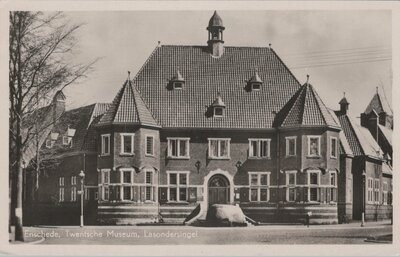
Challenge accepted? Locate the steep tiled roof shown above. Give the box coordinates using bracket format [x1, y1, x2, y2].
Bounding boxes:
[339, 96, 349, 105]
[98, 80, 159, 127]
[335, 112, 383, 159]
[364, 92, 392, 116]
[134, 45, 301, 128]
[382, 162, 392, 176]
[378, 124, 392, 145]
[275, 83, 339, 128]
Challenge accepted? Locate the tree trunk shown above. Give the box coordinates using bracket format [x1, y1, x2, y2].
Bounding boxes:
[14, 135, 24, 242]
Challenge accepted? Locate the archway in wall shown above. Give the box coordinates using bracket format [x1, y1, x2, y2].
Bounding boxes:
[208, 174, 230, 205]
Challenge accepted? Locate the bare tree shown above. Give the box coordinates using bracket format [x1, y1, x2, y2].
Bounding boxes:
[9, 11, 98, 241]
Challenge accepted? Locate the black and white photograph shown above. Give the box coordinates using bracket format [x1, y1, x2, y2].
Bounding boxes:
[2, 1, 399, 254]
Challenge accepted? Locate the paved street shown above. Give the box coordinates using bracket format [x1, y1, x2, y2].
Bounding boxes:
[15, 221, 392, 245]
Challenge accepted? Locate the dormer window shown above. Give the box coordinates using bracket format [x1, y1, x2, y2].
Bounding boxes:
[214, 107, 224, 117]
[62, 136, 69, 145]
[46, 139, 52, 149]
[248, 70, 263, 91]
[170, 69, 185, 90]
[210, 93, 226, 118]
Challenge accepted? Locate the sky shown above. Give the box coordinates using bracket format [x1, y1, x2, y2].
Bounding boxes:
[62, 10, 392, 120]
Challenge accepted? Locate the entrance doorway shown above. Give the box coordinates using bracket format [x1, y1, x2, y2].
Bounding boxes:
[208, 174, 230, 205]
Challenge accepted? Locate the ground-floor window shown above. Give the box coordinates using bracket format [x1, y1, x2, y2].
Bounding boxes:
[145, 171, 155, 201]
[308, 171, 320, 202]
[59, 188, 64, 202]
[285, 171, 297, 202]
[102, 186, 109, 201]
[367, 178, 373, 203]
[382, 182, 388, 205]
[168, 171, 189, 202]
[71, 186, 77, 202]
[249, 172, 270, 202]
[329, 171, 337, 202]
[123, 186, 132, 200]
[374, 179, 380, 204]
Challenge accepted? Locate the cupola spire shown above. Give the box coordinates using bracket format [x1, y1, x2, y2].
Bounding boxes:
[339, 92, 350, 114]
[207, 11, 225, 57]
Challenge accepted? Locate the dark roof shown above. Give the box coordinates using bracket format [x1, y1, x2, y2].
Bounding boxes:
[171, 69, 185, 82]
[275, 83, 339, 128]
[133, 45, 301, 128]
[364, 92, 392, 116]
[335, 111, 383, 159]
[98, 80, 159, 127]
[211, 94, 226, 107]
[378, 124, 392, 145]
[208, 11, 224, 28]
[339, 97, 349, 105]
[248, 71, 263, 83]
[41, 103, 110, 158]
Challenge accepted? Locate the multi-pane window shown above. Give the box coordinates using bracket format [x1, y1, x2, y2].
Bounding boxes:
[173, 82, 183, 90]
[167, 138, 190, 158]
[214, 107, 224, 117]
[286, 171, 297, 202]
[249, 172, 270, 202]
[249, 139, 271, 158]
[101, 134, 110, 155]
[102, 170, 110, 184]
[63, 136, 69, 145]
[308, 171, 320, 202]
[329, 172, 337, 202]
[59, 188, 64, 202]
[168, 172, 188, 202]
[59, 177, 65, 186]
[145, 171, 154, 201]
[330, 137, 338, 158]
[121, 170, 133, 201]
[208, 138, 230, 159]
[367, 178, 373, 203]
[374, 179, 380, 204]
[102, 170, 110, 201]
[285, 137, 296, 156]
[71, 176, 77, 186]
[120, 133, 134, 155]
[308, 136, 321, 156]
[383, 182, 388, 205]
[146, 136, 154, 156]
[71, 187, 77, 202]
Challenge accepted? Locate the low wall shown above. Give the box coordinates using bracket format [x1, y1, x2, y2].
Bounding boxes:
[365, 204, 392, 221]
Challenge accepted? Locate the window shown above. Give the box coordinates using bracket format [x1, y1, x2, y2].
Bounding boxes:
[102, 170, 110, 184]
[285, 137, 296, 156]
[308, 171, 320, 202]
[168, 172, 189, 202]
[71, 176, 76, 186]
[122, 170, 132, 184]
[103, 187, 109, 201]
[121, 169, 133, 200]
[308, 136, 321, 156]
[59, 188, 64, 202]
[367, 178, 373, 203]
[173, 82, 183, 90]
[251, 83, 261, 91]
[145, 171, 154, 201]
[120, 133, 134, 155]
[71, 187, 77, 202]
[167, 138, 189, 158]
[208, 138, 230, 159]
[146, 136, 154, 156]
[330, 137, 338, 158]
[383, 182, 388, 205]
[63, 136, 69, 145]
[249, 172, 270, 202]
[329, 171, 337, 202]
[286, 171, 297, 202]
[101, 134, 110, 155]
[374, 179, 380, 204]
[46, 139, 52, 149]
[59, 177, 64, 186]
[214, 107, 224, 117]
[249, 139, 271, 158]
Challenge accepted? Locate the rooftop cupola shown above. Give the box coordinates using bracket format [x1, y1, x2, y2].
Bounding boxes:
[248, 70, 263, 91]
[339, 92, 350, 114]
[211, 92, 226, 117]
[207, 11, 225, 58]
[170, 68, 185, 90]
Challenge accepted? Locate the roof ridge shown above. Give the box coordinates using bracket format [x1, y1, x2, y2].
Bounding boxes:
[270, 48, 301, 86]
[132, 44, 161, 83]
[309, 84, 327, 126]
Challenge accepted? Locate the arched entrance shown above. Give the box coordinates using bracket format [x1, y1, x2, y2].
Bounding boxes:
[208, 174, 230, 205]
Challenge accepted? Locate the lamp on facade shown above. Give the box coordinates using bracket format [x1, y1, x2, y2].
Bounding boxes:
[195, 161, 201, 173]
[78, 170, 85, 227]
[236, 161, 242, 169]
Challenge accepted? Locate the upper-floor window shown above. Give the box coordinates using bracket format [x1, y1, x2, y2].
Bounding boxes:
[308, 136, 321, 157]
[101, 134, 110, 156]
[249, 139, 271, 158]
[63, 136, 69, 145]
[285, 136, 297, 157]
[59, 188, 64, 202]
[286, 171, 297, 202]
[208, 138, 230, 159]
[59, 177, 64, 186]
[249, 172, 270, 202]
[213, 107, 224, 117]
[120, 133, 134, 155]
[251, 83, 261, 91]
[71, 176, 77, 186]
[146, 135, 154, 156]
[121, 170, 133, 184]
[330, 137, 338, 158]
[167, 138, 190, 159]
[102, 170, 110, 184]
